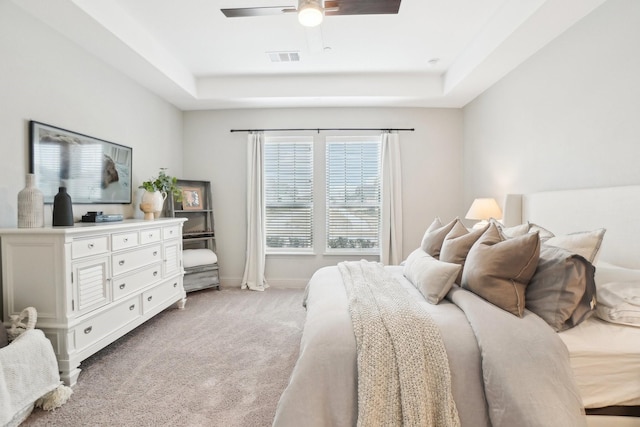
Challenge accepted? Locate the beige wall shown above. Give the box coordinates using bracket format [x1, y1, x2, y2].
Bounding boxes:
[463, 0, 640, 209]
[183, 108, 464, 287]
[0, 1, 184, 227]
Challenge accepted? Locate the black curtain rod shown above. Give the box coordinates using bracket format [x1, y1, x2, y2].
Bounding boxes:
[230, 128, 414, 133]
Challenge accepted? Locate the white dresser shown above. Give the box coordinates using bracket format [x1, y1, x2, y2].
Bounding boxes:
[0, 218, 187, 386]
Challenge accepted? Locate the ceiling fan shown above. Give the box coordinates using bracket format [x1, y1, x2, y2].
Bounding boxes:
[221, 0, 402, 27]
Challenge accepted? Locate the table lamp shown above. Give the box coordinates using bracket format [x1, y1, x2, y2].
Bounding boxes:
[465, 198, 502, 229]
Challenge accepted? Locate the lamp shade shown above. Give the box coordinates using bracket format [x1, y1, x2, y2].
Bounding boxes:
[298, 0, 323, 27]
[465, 198, 502, 221]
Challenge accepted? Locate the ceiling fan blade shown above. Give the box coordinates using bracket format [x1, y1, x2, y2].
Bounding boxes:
[221, 0, 401, 19]
[325, 0, 401, 16]
[221, 6, 297, 18]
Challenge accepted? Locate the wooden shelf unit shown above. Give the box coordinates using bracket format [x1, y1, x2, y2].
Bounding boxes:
[164, 179, 220, 292]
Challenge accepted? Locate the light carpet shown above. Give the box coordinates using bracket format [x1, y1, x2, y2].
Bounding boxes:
[22, 287, 306, 427]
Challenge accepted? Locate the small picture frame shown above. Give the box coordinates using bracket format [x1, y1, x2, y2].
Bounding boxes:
[181, 186, 203, 210]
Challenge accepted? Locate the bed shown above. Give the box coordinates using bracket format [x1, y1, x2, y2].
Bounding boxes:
[273, 185, 640, 427]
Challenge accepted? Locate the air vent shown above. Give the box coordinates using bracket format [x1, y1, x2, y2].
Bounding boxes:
[267, 51, 301, 62]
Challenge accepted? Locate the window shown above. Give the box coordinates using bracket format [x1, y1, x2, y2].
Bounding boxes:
[326, 137, 381, 251]
[264, 137, 313, 251]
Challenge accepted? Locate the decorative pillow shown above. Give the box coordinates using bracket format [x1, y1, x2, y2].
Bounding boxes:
[495, 221, 530, 238]
[495, 220, 555, 241]
[461, 223, 541, 317]
[420, 218, 458, 259]
[544, 228, 606, 263]
[403, 248, 461, 304]
[528, 223, 555, 241]
[596, 281, 640, 327]
[526, 245, 596, 331]
[440, 223, 489, 284]
[0, 324, 7, 348]
[425, 216, 442, 232]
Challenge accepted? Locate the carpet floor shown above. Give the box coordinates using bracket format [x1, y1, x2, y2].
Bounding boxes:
[22, 287, 306, 427]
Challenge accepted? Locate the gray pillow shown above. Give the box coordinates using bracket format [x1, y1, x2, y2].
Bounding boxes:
[0, 325, 8, 348]
[420, 218, 458, 259]
[403, 248, 461, 304]
[526, 245, 596, 331]
[440, 223, 489, 284]
[461, 223, 541, 317]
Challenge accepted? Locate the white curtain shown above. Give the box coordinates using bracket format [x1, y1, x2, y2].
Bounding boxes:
[241, 132, 269, 291]
[380, 131, 403, 265]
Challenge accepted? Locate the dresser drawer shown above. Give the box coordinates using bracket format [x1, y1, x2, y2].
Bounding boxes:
[112, 244, 161, 276]
[162, 225, 181, 240]
[71, 236, 109, 259]
[140, 228, 161, 244]
[112, 263, 162, 300]
[142, 279, 182, 314]
[74, 296, 141, 351]
[111, 231, 139, 251]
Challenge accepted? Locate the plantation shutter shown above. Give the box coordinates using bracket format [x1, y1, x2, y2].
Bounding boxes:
[326, 138, 381, 250]
[264, 138, 313, 250]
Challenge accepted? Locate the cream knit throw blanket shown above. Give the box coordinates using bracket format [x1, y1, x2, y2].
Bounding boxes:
[339, 261, 460, 427]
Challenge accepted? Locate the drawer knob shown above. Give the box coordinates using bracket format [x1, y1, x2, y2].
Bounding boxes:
[149, 233, 153, 238]
[173, 282, 177, 288]
[119, 283, 126, 290]
[119, 260, 125, 266]
[147, 296, 153, 302]
[169, 230, 173, 235]
[88, 243, 94, 249]
[153, 271, 158, 277]
[153, 251, 158, 256]
[123, 237, 128, 243]
[129, 304, 135, 311]
[84, 326, 92, 334]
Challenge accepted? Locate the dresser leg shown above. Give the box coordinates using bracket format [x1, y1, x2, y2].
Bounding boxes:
[176, 297, 187, 310]
[59, 366, 81, 387]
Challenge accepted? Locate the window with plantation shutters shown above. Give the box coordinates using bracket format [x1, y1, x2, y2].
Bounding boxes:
[326, 137, 381, 251]
[264, 137, 313, 251]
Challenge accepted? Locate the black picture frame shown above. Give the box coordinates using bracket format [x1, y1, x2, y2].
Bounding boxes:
[29, 121, 133, 204]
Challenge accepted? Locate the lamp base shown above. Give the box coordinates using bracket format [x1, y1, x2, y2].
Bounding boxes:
[472, 220, 489, 230]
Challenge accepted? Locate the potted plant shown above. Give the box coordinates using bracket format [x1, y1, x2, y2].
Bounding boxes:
[139, 168, 181, 220]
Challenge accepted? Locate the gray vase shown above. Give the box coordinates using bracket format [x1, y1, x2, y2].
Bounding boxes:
[17, 173, 44, 228]
[53, 187, 74, 226]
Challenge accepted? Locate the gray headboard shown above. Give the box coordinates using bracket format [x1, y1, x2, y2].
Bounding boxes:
[503, 185, 640, 269]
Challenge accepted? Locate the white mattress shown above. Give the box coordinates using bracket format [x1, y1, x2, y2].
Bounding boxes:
[558, 316, 640, 408]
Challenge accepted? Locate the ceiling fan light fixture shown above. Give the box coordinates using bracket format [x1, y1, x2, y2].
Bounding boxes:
[298, 0, 323, 27]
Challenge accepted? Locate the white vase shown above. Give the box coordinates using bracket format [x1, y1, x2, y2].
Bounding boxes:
[140, 190, 166, 220]
[17, 173, 44, 228]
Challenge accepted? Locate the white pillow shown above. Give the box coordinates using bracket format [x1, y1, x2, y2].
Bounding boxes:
[403, 248, 461, 304]
[544, 228, 606, 263]
[183, 249, 218, 268]
[596, 281, 640, 327]
[496, 221, 529, 238]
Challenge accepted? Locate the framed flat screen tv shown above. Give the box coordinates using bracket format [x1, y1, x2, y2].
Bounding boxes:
[29, 121, 133, 204]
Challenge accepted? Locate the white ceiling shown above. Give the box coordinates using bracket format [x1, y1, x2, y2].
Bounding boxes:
[13, 0, 606, 110]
